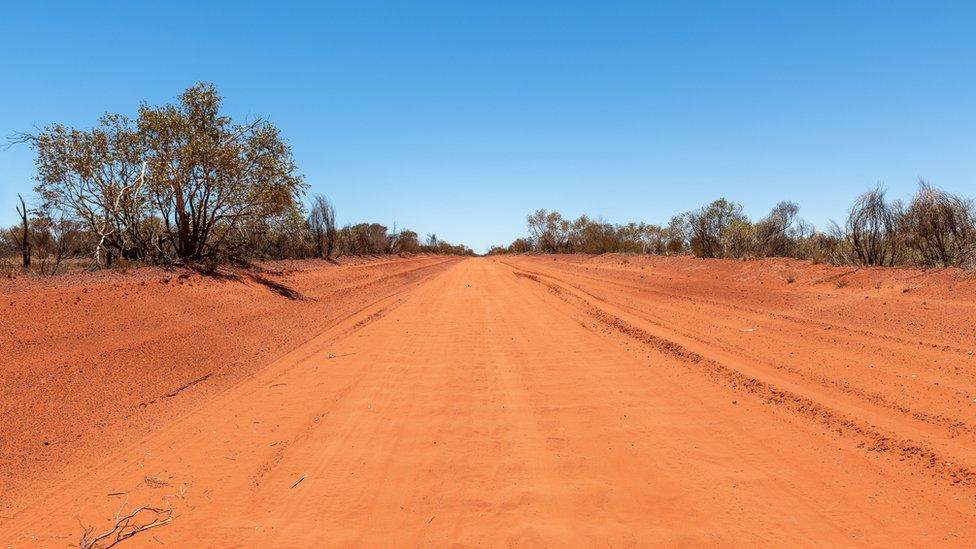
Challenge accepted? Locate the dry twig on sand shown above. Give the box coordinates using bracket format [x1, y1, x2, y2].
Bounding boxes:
[78, 505, 172, 549]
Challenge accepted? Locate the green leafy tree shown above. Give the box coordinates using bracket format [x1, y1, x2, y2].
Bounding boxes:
[28, 83, 305, 266]
[138, 83, 305, 261]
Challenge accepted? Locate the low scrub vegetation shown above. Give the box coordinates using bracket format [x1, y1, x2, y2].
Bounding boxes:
[3, 84, 472, 275]
[491, 183, 976, 269]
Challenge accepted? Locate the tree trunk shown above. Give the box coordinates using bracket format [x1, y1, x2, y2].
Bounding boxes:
[16, 194, 31, 269]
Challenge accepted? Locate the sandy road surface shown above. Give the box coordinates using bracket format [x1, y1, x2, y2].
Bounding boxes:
[0, 256, 459, 512]
[3, 257, 976, 546]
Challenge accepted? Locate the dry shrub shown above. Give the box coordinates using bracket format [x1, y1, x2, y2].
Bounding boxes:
[794, 229, 848, 265]
[0, 258, 17, 278]
[499, 182, 975, 272]
[755, 201, 800, 257]
[847, 186, 903, 266]
[688, 198, 747, 258]
[902, 181, 976, 268]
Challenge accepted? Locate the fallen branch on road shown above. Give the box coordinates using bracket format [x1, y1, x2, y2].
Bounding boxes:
[79, 505, 172, 549]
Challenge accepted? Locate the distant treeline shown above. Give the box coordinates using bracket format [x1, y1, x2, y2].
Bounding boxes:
[2, 84, 472, 275]
[489, 184, 976, 269]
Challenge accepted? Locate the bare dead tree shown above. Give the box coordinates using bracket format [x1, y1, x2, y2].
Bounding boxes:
[11, 194, 32, 269]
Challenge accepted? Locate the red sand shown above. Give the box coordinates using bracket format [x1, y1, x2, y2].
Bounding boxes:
[2, 254, 975, 546]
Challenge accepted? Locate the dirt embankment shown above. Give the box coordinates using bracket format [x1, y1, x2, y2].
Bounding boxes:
[0, 255, 460, 513]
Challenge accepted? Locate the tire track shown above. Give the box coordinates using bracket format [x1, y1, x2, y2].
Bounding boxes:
[505, 259, 976, 441]
[508, 262, 976, 489]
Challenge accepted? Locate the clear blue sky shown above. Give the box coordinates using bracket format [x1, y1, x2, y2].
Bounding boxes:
[1, 1, 974, 252]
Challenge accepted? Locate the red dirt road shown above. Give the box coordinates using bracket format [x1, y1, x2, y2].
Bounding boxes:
[3, 256, 976, 546]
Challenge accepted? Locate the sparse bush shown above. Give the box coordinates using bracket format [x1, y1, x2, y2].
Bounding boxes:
[688, 198, 747, 258]
[644, 224, 668, 255]
[251, 205, 311, 260]
[497, 182, 974, 271]
[331, 224, 471, 258]
[307, 194, 338, 259]
[725, 219, 756, 259]
[394, 230, 421, 253]
[755, 201, 800, 257]
[3, 197, 85, 275]
[901, 181, 976, 268]
[665, 214, 689, 255]
[794, 229, 846, 265]
[509, 238, 533, 253]
[32, 215, 84, 275]
[527, 209, 570, 253]
[846, 186, 903, 266]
